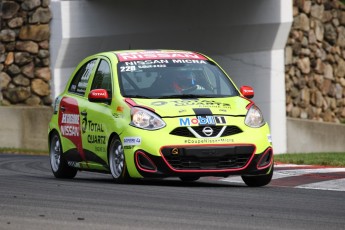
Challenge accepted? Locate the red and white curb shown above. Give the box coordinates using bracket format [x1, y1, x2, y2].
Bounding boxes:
[220, 164, 345, 191]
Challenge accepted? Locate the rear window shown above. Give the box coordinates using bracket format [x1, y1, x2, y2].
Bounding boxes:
[68, 59, 97, 96]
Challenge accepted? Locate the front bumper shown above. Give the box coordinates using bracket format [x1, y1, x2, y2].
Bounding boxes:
[122, 118, 272, 178]
[133, 145, 273, 178]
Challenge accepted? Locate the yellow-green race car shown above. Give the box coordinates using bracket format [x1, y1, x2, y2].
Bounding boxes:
[48, 50, 273, 186]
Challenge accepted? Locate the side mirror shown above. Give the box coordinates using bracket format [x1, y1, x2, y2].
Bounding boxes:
[88, 89, 111, 104]
[240, 86, 254, 99]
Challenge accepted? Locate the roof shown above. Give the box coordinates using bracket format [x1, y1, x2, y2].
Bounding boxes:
[114, 49, 207, 62]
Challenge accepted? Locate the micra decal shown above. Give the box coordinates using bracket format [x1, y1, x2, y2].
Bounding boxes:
[171, 59, 207, 64]
[179, 116, 226, 126]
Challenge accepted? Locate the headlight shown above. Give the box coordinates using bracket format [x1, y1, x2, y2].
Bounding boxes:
[244, 104, 265, 128]
[131, 107, 166, 130]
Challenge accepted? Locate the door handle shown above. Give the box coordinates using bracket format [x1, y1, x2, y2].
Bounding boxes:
[81, 111, 87, 116]
[60, 106, 66, 112]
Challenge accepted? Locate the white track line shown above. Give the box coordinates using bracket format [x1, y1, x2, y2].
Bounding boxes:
[296, 178, 345, 192]
[220, 167, 345, 191]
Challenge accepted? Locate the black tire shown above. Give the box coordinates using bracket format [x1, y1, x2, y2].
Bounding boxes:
[108, 135, 131, 183]
[241, 165, 274, 187]
[49, 131, 77, 179]
[179, 176, 200, 182]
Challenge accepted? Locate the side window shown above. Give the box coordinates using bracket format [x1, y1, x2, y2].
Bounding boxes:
[68, 59, 97, 96]
[91, 59, 112, 98]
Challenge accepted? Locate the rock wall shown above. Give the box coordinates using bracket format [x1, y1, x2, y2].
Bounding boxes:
[1, 0, 344, 124]
[0, 0, 51, 106]
[286, 0, 345, 123]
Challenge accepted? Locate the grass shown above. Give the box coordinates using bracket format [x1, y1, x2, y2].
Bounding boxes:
[275, 152, 345, 167]
[0, 148, 48, 156]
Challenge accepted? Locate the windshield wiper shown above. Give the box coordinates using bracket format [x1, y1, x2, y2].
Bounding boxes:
[157, 94, 216, 99]
[156, 95, 182, 99]
[124, 95, 151, 99]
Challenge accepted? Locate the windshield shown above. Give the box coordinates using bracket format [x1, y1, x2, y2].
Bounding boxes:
[118, 59, 239, 99]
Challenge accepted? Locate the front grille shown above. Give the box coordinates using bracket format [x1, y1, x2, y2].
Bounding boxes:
[170, 126, 242, 138]
[170, 127, 195, 138]
[161, 145, 254, 170]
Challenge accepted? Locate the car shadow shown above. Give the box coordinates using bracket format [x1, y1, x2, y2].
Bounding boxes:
[44, 172, 246, 188]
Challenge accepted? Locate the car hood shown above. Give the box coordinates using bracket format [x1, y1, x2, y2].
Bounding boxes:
[129, 97, 251, 117]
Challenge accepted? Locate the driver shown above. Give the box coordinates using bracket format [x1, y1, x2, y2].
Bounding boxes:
[172, 71, 204, 93]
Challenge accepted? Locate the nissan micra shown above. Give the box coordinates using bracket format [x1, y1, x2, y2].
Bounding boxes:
[48, 50, 273, 186]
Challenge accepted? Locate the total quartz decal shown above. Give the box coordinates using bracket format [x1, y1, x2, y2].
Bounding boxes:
[81, 112, 106, 145]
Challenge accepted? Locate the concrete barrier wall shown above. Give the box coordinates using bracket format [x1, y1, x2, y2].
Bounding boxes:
[287, 117, 345, 153]
[0, 107, 53, 151]
[0, 107, 343, 153]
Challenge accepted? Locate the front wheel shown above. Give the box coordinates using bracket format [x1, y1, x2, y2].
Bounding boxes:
[49, 131, 77, 179]
[241, 165, 273, 187]
[108, 136, 130, 183]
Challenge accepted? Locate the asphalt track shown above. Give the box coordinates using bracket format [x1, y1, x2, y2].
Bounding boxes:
[0, 154, 345, 230]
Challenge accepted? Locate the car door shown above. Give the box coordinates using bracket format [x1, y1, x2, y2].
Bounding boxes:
[79, 58, 114, 170]
[58, 58, 97, 167]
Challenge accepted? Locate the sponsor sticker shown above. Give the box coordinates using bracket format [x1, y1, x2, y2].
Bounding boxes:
[58, 97, 85, 161]
[179, 116, 226, 126]
[267, 134, 272, 144]
[119, 59, 208, 72]
[67, 161, 80, 168]
[170, 100, 231, 108]
[116, 106, 124, 112]
[123, 137, 142, 146]
[53, 96, 62, 114]
[61, 113, 79, 124]
[60, 113, 80, 137]
[184, 138, 234, 144]
[117, 51, 207, 62]
[151, 101, 168, 106]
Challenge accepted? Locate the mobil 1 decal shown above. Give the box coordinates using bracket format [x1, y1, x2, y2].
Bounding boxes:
[179, 108, 226, 126]
[58, 97, 86, 161]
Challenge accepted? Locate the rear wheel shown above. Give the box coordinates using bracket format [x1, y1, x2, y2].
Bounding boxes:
[241, 165, 273, 187]
[108, 136, 130, 183]
[49, 131, 77, 179]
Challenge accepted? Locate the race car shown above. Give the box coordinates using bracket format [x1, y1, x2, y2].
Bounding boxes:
[48, 49, 273, 186]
